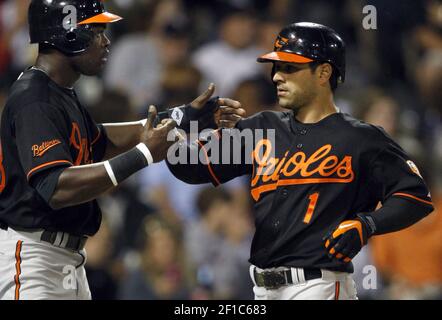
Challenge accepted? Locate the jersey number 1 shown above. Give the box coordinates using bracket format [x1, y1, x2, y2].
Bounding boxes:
[303, 192, 319, 224]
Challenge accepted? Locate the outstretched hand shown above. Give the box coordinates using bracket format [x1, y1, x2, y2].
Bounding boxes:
[140, 105, 178, 162]
[190, 83, 246, 128]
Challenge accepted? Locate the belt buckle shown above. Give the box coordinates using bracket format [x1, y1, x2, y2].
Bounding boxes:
[256, 270, 287, 289]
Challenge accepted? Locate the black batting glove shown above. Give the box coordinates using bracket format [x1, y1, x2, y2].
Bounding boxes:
[323, 214, 376, 263]
[155, 96, 219, 133]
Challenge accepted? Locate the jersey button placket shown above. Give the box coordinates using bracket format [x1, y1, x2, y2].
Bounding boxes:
[297, 128, 306, 149]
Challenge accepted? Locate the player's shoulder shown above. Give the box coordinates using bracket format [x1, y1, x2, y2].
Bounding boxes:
[4, 69, 61, 116]
[337, 113, 392, 141]
[237, 110, 289, 129]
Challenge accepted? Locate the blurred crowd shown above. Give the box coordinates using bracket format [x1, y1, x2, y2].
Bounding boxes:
[0, 0, 441, 300]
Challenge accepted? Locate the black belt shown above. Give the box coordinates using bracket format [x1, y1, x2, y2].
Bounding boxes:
[254, 267, 322, 289]
[40, 230, 87, 251]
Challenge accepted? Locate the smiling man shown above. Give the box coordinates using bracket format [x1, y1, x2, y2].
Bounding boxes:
[0, 0, 244, 300]
[167, 22, 434, 300]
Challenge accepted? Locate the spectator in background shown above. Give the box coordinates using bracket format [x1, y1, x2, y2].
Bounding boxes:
[185, 187, 253, 299]
[232, 77, 277, 116]
[360, 89, 441, 300]
[362, 93, 424, 161]
[192, 8, 261, 96]
[138, 61, 248, 224]
[158, 63, 202, 109]
[105, 0, 190, 110]
[104, 13, 161, 109]
[88, 89, 139, 123]
[84, 217, 119, 300]
[370, 190, 442, 300]
[119, 215, 193, 300]
[409, 0, 442, 190]
[0, 0, 36, 84]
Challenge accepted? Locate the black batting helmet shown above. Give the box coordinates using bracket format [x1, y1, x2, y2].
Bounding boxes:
[257, 22, 346, 83]
[28, 0, 122, 55]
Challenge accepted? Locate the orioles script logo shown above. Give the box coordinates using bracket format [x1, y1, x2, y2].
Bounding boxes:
[70, 122, 91, 165]
[32, 139, 62, 157]
[250, 139, 354, 201]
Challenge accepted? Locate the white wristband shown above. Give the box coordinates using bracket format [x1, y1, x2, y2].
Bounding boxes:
[104, 161, 118, 186]
[136, 143, 154, 165]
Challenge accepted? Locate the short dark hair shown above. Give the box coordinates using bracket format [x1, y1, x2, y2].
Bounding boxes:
[309, 61, 339, 92]
[196, 187, 233, 217]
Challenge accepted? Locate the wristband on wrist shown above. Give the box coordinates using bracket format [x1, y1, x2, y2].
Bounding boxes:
[104, 143, 153, 186]
[356, 213, 377, 237]
[155, 97, 219, 132]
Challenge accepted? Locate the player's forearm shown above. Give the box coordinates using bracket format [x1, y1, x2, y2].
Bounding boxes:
[102, 121, 145, 160]
[50, 143, 152, 209]
[166, 161, 213, 185]
[363, 196, 434, 235]
[166, 142, 215, 185]
[49, 163, 115, 209]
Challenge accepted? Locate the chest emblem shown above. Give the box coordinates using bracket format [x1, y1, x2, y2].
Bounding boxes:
[70, 122, 91, 165]
[250, 140, 354, 200]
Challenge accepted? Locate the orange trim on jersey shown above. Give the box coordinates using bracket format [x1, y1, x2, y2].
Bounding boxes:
[14, 240, 23, 300]
[78, 12, 122, 25]
[197, 140, 221, 186]
[250, 177, 353, 201]
[334, 281, 340, 300]
[27, 160, 73, 180]
[392, 192, 433, 206]
[91, 128, 101, 146]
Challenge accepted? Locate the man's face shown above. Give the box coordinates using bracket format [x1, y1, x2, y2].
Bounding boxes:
[71, 25, 110, 76]
[272, 61, 317, 110]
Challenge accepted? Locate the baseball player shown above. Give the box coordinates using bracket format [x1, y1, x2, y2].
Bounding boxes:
[166, 22, 435, 300]
[0, 0, 244, 300]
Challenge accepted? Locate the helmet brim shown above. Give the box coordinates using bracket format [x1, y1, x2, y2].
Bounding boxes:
[257, 51, 314, 63]
[78, 12, 123, 25]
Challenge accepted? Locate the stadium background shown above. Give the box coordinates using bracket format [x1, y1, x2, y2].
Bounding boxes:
[0, 0, 441, 300]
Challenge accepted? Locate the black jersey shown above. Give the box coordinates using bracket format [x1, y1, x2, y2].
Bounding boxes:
[167, 111, 433, 272]
[0, 68, 107, 236]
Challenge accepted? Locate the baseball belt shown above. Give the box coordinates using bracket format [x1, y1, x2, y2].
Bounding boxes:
[9, 227, 87, 252]
[253, 267, 322, 289]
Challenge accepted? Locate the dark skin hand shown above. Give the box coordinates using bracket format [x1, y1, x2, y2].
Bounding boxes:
[37, 24, 245, 210]
[49, 107, 177, 210]
[48, 84, 244, 210]
[101, 83, 246, 160]
[191, 83, 246, 128]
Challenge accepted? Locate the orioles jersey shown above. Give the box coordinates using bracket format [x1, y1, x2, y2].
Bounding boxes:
[167, 111, 433, 273]
[0, 68, 107, 236]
